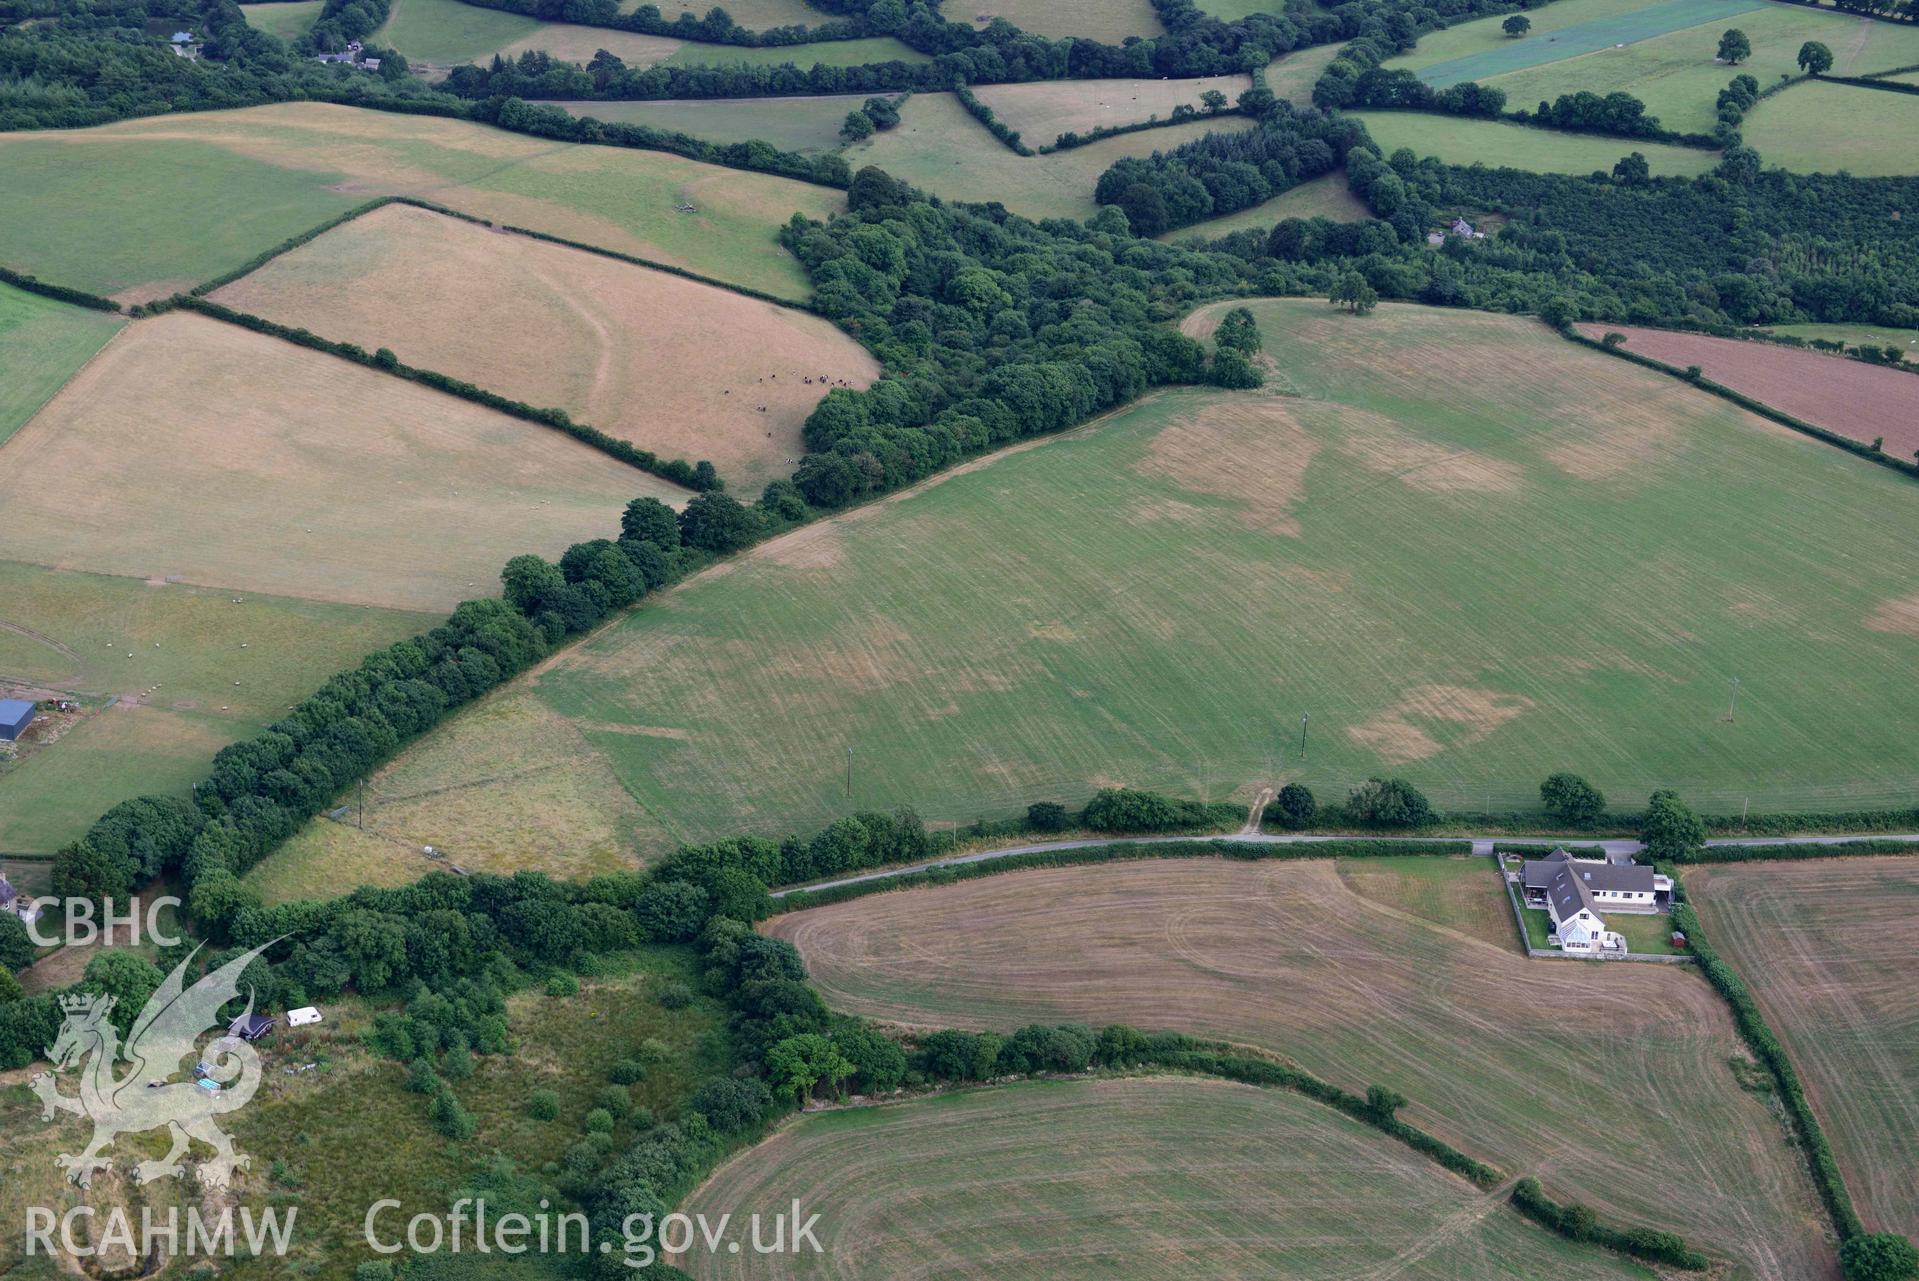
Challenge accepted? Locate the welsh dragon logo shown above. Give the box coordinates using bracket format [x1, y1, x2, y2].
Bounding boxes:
[31, 943, 276, 1188]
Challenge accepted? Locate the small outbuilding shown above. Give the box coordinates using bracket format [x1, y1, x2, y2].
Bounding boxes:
[0, 699, 36, 741]
[287, 1007, 324, 1029]
[229, 1013, 277, 1042]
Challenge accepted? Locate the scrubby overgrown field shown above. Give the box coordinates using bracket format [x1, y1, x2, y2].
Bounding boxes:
[684, 1076, 1658, 1280]
[1689, 857, 1919, 1241]
[769, 858, 1833, 1279]
[210, 202, 876, 492]
[0, 103, 844, 301]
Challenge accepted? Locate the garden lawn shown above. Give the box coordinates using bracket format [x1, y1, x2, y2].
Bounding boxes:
[684, 1077, 1658, 1281]
[1351, 111, 1717, 176]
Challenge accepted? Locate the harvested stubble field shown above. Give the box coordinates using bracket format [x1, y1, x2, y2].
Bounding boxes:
[1689, 857, 1919, 1240]
[270, 300, 1919, 874]
[962, 0, 1160, 43]
[1576, 323, 1919, 459]
[684, 1076, 1657, 1280]
[973, 73, 1252, 144]
[0, 282, 122, 445]
[490, 22, 683, 65]
[1743, 79, 1919, 177]
[1390, 0, 1919, 136]
[850, 92, 1255, 221]
[769, 859, 1834, 1279]
[0, 560, 432, 853]
[1351, 111, 1717, 177]
[1165, 170, 1369, 240]
[212, 203, 876, 492]
[0, 103, 843, 302]
[560, 93, 876, 153]
[0, 312, 676, 613]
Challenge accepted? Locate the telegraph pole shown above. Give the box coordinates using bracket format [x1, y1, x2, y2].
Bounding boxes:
[358, 779, 365, 830]
[1299, 712, 1310, 758]
[845, 746, 853, 800]
[1727, 676, 1741, 722]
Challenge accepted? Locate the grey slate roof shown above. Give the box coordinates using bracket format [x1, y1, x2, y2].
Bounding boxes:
[0, 877, 17, 905]
[1544, 861, 1598, 923]
[1521, 848, 1655, 895]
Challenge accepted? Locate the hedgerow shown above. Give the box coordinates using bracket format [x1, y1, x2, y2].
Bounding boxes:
[1511, 1176, 1710, 1270]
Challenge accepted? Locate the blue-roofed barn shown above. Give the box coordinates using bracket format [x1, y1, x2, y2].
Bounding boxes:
[0, 699, 36, 742]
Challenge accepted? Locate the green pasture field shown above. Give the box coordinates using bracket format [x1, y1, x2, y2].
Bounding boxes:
[561, 93, 874, 153]
[1334, 854, 1515, 949]
[770, 858, 1832, 1277]
[269, 299, 1919, 883]
[1690, 857, 1919, 1240]
[1165, 170, 1369, 240]
[663, 35, 928, 67]
[1763, 320, 1919, 352]
[370, 0, 539, 64]
[0, 103, 841, 301]
[1393, 0, 1768, 85]
[1352, 111, 1718, 176]
[964, 0, 1161, 43]
[0, 134, 361, 301]
[0, 952, 726, 1281]
[1395, 0, 1919, 136]
[851, 92, 1255, 221]
[684, 1077, 1657, 1281]
[0, 560, 433, 854]
[1744, 79, 1919, 176]
[1196, 0, 1288, 19]
[1264, 41, 1344, 105]
[240, 0, 323, 41]
[0, 283, 122, 445]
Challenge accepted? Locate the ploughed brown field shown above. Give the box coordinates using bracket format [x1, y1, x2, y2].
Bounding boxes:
[771, 858, 1836, 1280]
[1575, 323, 1919, 459]
[1689, 856, 1919, 1241]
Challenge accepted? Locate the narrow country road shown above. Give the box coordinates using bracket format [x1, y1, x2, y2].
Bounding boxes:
[769, 831, 1919, 898]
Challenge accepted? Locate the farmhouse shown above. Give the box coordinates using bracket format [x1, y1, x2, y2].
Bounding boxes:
[0, 698, 36, 741]
[0, 876, 39, 926]
[1521, 848, 1670, 913]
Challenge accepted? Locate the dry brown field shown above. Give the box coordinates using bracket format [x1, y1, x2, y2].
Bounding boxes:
[1689, 856, 1919, 1240]
[1575, 323, 1919, 459]
[683, 1076, 1659, 1280]
[0, 312, 678, 612]
[212, 204, 875, 492]
[770, 858, 1836, 1279]
[492, 24, 681, 63]
[974, 73, 1252, 145]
